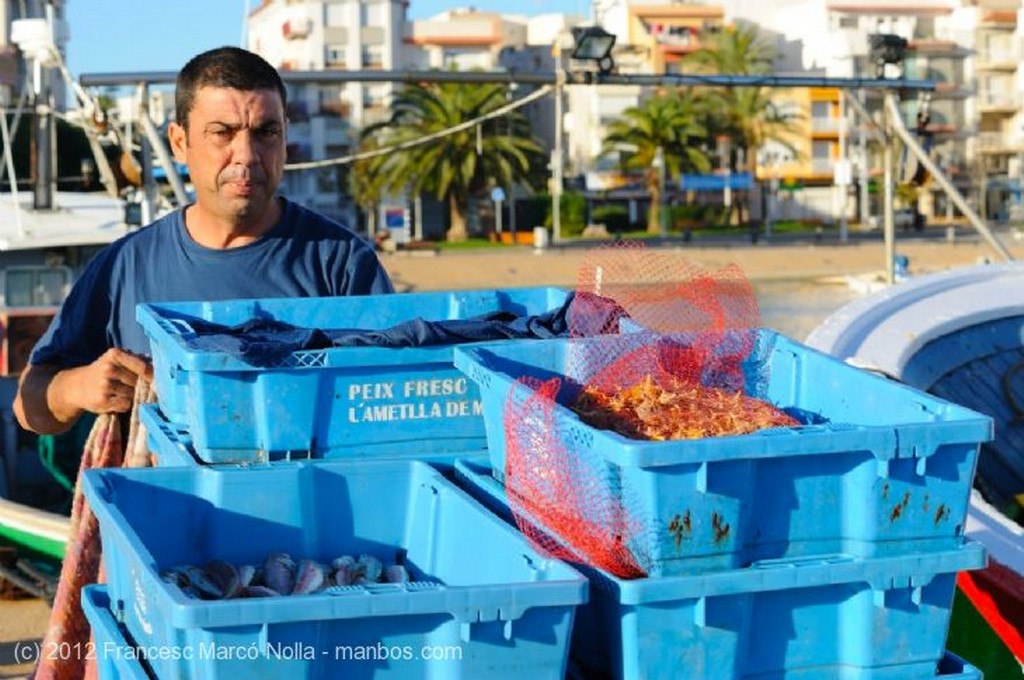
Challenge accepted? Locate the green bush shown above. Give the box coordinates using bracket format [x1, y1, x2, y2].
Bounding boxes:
[542, 191, 587, 237]
[591, 204, 630, 233]
[671, 203, 703, 221]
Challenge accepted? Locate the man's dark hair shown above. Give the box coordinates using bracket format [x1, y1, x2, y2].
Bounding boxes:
[175, 46, 287, 129]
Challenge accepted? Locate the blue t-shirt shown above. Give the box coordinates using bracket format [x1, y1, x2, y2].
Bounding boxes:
[31, 197, 394, 367]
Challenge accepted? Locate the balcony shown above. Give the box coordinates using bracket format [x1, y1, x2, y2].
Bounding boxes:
[931, 82, 972, 99]
[318, 100, 351, 118]
[811, 118, 841, 135]
[649, 25, 703, 52]
[286, 101, 310, 123]
[906, 40, 970, 58]
[811, 158, 834, 175]
[978, 131, 1024, 154]
[286, 143, 313, 163]
[978, 91, 1021, 112]
[979, 9, 1018, 28]
[975, 47, 1020, 71]
[282, 17, 312, 40]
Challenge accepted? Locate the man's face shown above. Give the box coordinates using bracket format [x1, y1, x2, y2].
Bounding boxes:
[169, 86, 286, 226]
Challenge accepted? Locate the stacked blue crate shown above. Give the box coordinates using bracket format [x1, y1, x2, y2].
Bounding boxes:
[138, 287, 568, 465]
[81, 459, 588, 680]
[141, 403, 488, 472]
[450, 330, 994, 678]
[81, 585, 151, 680]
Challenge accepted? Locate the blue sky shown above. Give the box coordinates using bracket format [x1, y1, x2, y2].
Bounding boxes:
[65, 0, 587, 78]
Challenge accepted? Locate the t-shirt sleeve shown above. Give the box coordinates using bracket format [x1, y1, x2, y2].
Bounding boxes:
[30, 247, 117, 368]
[342, 241, 395, 295]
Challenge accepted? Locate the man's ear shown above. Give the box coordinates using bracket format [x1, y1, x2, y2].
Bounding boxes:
[168, 121, 188, 163]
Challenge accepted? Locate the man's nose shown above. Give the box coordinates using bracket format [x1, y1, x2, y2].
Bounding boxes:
[230, 129, 260, 163]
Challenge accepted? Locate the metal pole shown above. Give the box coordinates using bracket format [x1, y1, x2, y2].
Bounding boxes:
[654, 146, 667, 237]
[858, 91, 870, 226]
[140, 106, 189, 207]
[137, 83, 156, 225]
[838, 90, 848, 242]
[0, 108, 24, 238]
[32, 60, 55, 211]
[80, 70, 939, 91]
[552, 69, 564, 245]
[884, 95, 1013, 262]
[414, 193, 423, 241]
[882, 92, 896, 285]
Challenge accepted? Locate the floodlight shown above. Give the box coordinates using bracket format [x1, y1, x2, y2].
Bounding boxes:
[571, 26, 616, 74]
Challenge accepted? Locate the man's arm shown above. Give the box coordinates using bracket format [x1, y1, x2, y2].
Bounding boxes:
[14, 349, 152, 435]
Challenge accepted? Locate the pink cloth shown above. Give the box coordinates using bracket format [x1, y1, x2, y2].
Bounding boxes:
[32, 380, 155, 680]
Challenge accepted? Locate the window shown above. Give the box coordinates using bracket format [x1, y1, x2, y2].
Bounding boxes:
[830, 14, 857, 30]
[812, 141, 832, 160]
[811, 101, 830, 119]
[325, 45, 346, 67]
[363, 84, 388, 108]
[361, 45, 384, 68]
[2, 266, 72, 307]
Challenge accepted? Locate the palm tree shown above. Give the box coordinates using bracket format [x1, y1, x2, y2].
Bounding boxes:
[688, 23, 775, 76]
[687, 24, 801, 223]
[350, 138, 390, 235]
[602, 90, 710, 233]
[359, 81, 542, 242]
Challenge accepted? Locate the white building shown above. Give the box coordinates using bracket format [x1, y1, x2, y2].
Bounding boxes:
[405, 8, 528, 71]
[246, 0, 407, 226]
[726, 0, 998, 222]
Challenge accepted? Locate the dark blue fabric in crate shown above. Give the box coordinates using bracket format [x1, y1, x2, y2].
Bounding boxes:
[177, 291, 626, 367]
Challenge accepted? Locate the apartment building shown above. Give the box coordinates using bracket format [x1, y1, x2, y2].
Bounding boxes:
[626, 3, 725, 74]
[728, 0, 979, 223]
[247, 0, 406, 225]
[405, 8, 527, 70]
[971, 0, 1024, 221]
[567, 1, 728, 185]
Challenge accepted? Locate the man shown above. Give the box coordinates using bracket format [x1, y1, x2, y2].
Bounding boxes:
[14, 46, 393, 435]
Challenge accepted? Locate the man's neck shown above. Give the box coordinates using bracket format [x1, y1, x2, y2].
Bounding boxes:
[184, 198, 282, 249]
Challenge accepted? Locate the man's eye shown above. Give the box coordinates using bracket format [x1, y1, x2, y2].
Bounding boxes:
[256, 128, 281, 140]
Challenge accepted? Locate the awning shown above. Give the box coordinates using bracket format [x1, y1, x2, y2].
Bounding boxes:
[679, 172, 754, 191]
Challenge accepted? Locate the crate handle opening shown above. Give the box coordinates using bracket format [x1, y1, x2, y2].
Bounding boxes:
[750, 553, 856, 570]
[165, 317, 197, 338]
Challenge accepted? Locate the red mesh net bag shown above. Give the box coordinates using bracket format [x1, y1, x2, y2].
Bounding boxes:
[503, 241, 800, 579]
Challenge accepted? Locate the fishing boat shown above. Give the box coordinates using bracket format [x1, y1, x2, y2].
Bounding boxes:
[0, 14, 186, 594]
[807, 262, 1024, 679]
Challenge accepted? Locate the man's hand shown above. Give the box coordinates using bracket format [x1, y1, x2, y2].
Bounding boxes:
[14, 349, 154, 435]
[62, 348, 153, 415]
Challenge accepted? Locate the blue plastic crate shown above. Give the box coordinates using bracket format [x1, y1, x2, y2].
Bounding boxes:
[81, 585, 151, 680]
[137, 287, 568, 463]
[455, 459, 987, 680]
[142, 403, 490, 473]
[81, 459, 587, 680]
[453, 331, 993, 576]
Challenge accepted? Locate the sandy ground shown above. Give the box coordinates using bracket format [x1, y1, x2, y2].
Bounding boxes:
[2, 231, 1022, 678]
[380, 234, 1024, 292]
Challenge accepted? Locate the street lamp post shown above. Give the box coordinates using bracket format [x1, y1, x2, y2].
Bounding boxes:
[653, 146, 668, 238]
[552, 68, 564, 244]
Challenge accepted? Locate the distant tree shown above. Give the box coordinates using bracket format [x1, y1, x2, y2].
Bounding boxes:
[602, 90, 710, 233]
[358, 81, 542, 242]
[687, 24, 801, 223]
